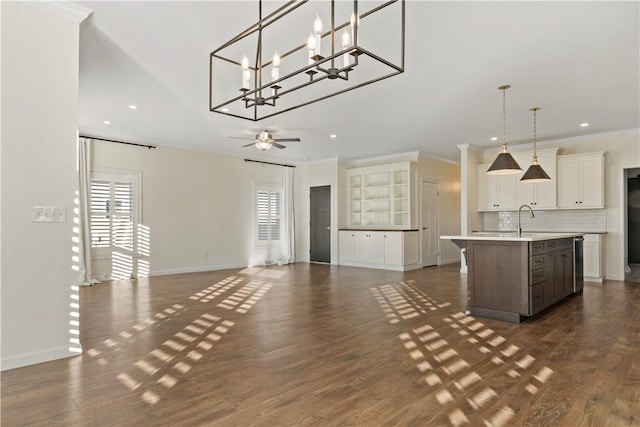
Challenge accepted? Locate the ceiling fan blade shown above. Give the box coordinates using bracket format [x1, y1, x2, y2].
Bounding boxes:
[271, 142, 286, 149]
[241, 143, 256, 148]
[228, 136, 255, 141]
[273, 138, 300, 142]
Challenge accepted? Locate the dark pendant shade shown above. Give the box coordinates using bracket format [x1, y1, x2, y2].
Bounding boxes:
[487, 152, 522, 175]
[521, 163, 551, 182]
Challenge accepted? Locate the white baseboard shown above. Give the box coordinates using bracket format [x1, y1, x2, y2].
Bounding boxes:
[1, 345, 77, 371]
[149, 263, 247, 277]
[439, 258, 461, 266]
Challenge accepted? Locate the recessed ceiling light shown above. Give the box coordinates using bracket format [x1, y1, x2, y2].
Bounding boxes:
[580, 122, 589, 127]
[220, 107, 229, 113]
[103, 120, 111, 125]
[128, 105, 138, 110]
[490, 137, 498, 141]
[330, 134, 337, 138]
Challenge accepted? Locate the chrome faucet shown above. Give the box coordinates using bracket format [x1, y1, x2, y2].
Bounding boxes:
[518, 204, 535, 236]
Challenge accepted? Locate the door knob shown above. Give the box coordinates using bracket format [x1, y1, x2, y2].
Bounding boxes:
[423, 227, 428, 230]
[324, 226, 331, 230]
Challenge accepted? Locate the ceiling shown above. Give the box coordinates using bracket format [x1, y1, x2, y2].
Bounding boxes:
[75, 1, 639, 163]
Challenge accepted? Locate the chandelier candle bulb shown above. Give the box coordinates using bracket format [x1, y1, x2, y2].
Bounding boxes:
[313, 14, 323, 57]
[241, 54, 250, 90]
[307, 34, 316, 65]
[341, 30, 351, 68]
[270, 52, 280, 96]
[271, 52, 280, 80]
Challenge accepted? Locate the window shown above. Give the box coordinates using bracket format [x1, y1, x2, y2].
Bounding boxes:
[90, 170, 140, 258]
[256, 185, 282, 243]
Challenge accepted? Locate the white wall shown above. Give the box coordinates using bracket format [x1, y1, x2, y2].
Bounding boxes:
[91, 141, 284, 277]
[1, 2, 86, 370]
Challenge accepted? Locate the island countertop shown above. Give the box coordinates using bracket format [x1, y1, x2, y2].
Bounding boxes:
[441, 232, 584, 242]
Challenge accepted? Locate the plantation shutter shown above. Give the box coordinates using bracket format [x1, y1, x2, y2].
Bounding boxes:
[90, 179, 111, 248]
[113, 180, 134, 251]
[90, 172, 138, 254]
[257, 189, 281, 242]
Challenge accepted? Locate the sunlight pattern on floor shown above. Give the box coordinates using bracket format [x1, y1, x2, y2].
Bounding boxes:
[217, 281, 273, 314]
[190, 275, 244, 303]
[370, 282, 554, 426]
[84, 303, 186, 366]
[116, 313, 234, 406]
[370, 280, 448, 324]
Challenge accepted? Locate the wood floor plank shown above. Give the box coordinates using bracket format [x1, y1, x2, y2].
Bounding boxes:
[1, 263, 639, 426]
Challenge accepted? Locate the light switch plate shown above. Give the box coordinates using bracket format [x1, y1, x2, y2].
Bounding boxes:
[32, 206, 67, 222]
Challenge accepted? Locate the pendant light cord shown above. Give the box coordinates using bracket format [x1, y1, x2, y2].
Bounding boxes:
[502, 87, 507, 148]
[498, 84, 511, 152]
[531, 107, 540, 164]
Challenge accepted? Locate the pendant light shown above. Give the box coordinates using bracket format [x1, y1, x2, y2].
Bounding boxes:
[487, 85, 522, 175]
[521, 107, 551, 182]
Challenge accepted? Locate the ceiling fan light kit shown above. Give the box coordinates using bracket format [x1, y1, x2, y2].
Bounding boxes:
[210, 0, 405, 121]
[487, 85, 523, 175]
[233, 130, 301, 150]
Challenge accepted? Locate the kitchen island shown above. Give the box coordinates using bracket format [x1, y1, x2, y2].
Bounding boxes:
[442, 233, 584, 323]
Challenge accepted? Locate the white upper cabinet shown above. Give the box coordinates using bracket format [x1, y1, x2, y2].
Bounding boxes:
[477, 163, 517, 211]
[347, 161, 415, 228]
[513, 148, 558, 209]
[557, 152, 605, 209]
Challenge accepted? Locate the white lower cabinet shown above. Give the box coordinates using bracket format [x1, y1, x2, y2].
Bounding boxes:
[339, 231, 356, 263]
[339, 230, 421, 271]
[583, 234, 602, 282]
[354, 231, 385, 264]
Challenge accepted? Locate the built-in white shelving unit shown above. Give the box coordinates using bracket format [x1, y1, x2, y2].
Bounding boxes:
[347, 162, 415, 228]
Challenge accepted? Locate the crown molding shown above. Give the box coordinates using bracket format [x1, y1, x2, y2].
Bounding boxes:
[456, 143, 482, 153]
[346, 151, 420, 167]
[483, 128, 640, 155]
[418, 152, 460, 166]
[24, 1, 93, 23]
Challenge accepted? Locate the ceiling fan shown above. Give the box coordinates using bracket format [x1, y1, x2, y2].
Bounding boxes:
[229, 130, 301, 151]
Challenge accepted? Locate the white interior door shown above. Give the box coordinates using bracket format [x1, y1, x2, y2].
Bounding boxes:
[421, 181, 439, 267]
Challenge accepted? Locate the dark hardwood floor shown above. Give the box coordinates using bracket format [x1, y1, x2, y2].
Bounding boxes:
[2, 263, 639, 426]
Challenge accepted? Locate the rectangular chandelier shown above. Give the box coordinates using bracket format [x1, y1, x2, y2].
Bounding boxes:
[209, 0, 405, 121]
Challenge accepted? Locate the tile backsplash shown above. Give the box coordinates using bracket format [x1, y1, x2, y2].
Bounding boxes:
[483, 209, 607, 233]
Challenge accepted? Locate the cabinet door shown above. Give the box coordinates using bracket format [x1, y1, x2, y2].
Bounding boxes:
[354, 231, 385, 264]
[533, 153, 558, 209]
[477, 164, 495, 211]
[555, 248, 573, 298]
[580, 157, 604, 208]
[478, 165, 517, 211]
[583, 235, 601, 278]
[497, 174, 517, 210]
[383, 232, 403, 265]
[339, 231, 356, 263]
[558, 158, 580, 208]
[403, 231, 419, 265]
[513, 153, 536, 207]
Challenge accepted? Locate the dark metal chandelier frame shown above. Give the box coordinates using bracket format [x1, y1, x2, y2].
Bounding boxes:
[209, 0, 405, 121]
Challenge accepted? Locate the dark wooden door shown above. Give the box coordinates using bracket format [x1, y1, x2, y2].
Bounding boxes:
[310, 186, 331, 263]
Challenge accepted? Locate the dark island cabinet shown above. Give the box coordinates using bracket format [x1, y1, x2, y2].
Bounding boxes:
[467, 238, 576, 323]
